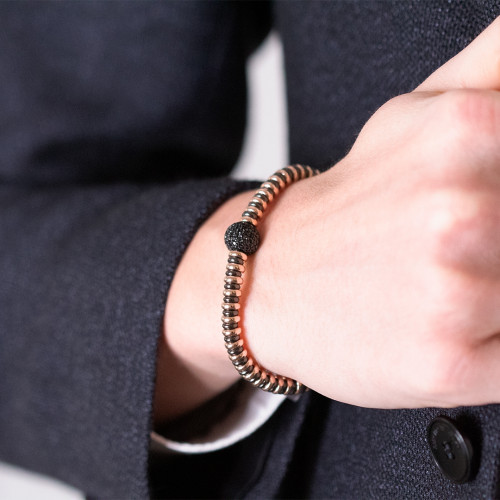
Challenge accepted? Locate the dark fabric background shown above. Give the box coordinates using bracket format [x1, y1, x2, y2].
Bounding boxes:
[1, 1, 500, 498]
[0, 2, 268, 498]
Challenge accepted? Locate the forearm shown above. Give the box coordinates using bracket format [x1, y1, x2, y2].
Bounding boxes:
[154, 173, 323, 422]
[155, 190, 253, 422]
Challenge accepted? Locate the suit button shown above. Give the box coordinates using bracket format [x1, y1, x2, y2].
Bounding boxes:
[427, 416, 474, 484]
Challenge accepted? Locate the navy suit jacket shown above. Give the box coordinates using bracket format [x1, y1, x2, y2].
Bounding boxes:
[1, 2, 500, 498]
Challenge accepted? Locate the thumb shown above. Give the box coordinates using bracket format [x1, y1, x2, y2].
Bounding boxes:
[416, 16, 500, 92]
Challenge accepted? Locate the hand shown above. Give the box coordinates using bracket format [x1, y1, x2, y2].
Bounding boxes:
[156, 17, 500, 423]
[244, 17, 500, 409]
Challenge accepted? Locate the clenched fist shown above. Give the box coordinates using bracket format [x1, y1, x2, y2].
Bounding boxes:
[244, 16, 500, 410]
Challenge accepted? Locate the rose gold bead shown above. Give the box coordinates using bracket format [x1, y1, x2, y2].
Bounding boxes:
[224, 339, 244, 350]
[256, 188, 273, 203]
[297, 383, 308, 394]
[223, 289, 241, 298]
[262, 373, 277, 392]
[251, 373, 267, 387]
[224, 276, 243, 285]
[229, 349, 247, 363]
[295, 164, 306, 179]
[269, 174, 286, 189]
[222, 315, 240, 324]
[285, 166, 298, 182]
[261, 181, 279, 196]
[236, 356, 254, 374]
[282, 378, 296, 396]
[250, 196, 267, 210]
[240, 216, 257, 226]
[247, 370, 263, 384]
[241, 364, 260, 381]
[221, 302, 241, 311]
[276, 168, 292, 184]
[226, 263, 245, 274]
[245, 206, 263, 219]
[228, 251, 247, 261]
[222, 327, 241, 336]
[223, 335, 241, 346]
[295, 381, 306, 395]
[270, 376, 284, 394]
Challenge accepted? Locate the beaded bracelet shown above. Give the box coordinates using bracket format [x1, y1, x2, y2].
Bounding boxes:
[221, 164, 320, 395]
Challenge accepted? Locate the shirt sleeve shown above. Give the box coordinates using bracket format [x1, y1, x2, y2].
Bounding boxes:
[151, 384, 287, 454]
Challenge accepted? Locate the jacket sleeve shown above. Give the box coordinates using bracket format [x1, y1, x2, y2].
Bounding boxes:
[0, 2, 270, 498]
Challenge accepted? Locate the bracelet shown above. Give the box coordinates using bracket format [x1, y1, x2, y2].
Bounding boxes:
[221, 164, 320, 395]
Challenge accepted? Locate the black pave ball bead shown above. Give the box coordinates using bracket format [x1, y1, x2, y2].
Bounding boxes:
[224, 221, 260, 255]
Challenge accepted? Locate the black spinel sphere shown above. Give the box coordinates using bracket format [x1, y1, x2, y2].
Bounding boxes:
[224, 221, 260, 255]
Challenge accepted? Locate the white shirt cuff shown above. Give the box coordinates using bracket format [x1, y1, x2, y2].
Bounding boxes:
[151, 383, 287, 454]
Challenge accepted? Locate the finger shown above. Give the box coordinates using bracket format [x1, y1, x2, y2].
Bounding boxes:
[428, 186, 500, 291]
[416, 16, 500, 92]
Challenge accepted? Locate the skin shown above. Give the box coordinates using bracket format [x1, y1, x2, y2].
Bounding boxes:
[155, 16, 500, 423]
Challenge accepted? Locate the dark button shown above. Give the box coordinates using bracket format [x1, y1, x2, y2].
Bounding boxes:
[427, 416, 474, 484]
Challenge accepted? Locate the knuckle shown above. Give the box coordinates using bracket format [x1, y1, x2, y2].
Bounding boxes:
[355, 94, 410, 139]
[382, 93, 412, 111]
[425, 190, 490, 268]
[438, 89, 500, 142]
[420, 91, 500, 184]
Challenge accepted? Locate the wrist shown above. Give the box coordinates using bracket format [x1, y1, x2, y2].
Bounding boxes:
[155, 189, 254, 423]
[241, 171, 326, 385]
